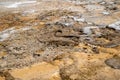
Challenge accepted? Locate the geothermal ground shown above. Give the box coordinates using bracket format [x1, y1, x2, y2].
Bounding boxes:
[0, 0, 120, 80]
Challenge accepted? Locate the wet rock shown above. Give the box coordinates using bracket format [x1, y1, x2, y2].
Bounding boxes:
[108, 21, 120, 30]
[82, 26, 101, 36]
[0, 27, 15, 41]
[105, 55, 120, 69]
[72, 16, 85, 22]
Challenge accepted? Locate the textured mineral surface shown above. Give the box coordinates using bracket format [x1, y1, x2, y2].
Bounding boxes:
[0, 0, 120, 80]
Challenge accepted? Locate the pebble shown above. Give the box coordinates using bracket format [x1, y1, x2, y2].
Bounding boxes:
[73, 17, 85, 22]
[82, 26, 100, 35]
[102, 11, 110, 15]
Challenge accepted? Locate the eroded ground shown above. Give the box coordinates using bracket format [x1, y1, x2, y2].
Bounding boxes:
[0, 0, 120, 80]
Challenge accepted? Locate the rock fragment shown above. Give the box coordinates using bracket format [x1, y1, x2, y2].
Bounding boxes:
[105, 55, 120, 69]
[108, 21, 120, 30]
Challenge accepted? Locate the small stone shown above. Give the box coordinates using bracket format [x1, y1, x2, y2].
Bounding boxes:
[73, 17, 85, 22]
[102, 11, 110, 15]
[82, 26, 101, 35]
[92, 47, 99, 54]
[105, 55, 120, 69]
[108, 21, 120, 30]
[100, 1, 106, 5]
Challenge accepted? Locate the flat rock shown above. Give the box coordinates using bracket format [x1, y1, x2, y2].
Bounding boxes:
[105, 55, 120, 69]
